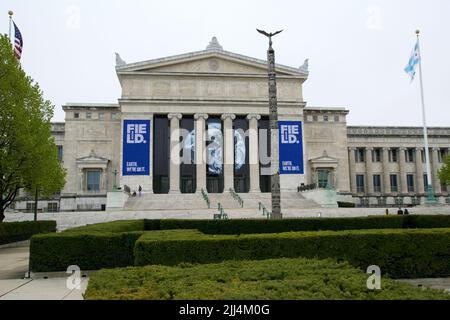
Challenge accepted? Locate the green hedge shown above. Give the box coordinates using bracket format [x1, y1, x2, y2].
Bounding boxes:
[64, 220, 146, 234]
[85, 257, 450, 300]
[30, 231, 144, 272]
[134, 228, 450, 279]
[0, 221, 56, 245]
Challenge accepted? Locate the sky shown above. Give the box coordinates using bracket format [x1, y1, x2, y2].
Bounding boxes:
[1, 0, 449, 126]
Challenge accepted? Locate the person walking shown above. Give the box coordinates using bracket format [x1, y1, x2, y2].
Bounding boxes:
[138, 185, 142, 197]
[385, 209, 389, 216]
[404, 208, 410, 215]
[397, 207, 404, 215]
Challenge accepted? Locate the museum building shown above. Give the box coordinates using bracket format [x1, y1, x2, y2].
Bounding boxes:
[11, 38, 450, 213]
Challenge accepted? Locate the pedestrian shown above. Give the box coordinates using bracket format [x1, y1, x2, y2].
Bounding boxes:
[397, 207, 404, 215]
[385, 209, 389, 216]
[404, 208, 410, 215]
[138, 185, 142, 197]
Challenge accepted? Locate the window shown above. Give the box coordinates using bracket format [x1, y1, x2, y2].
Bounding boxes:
[395, 197, 403, 206]
[373, 175, 382, 193]
[356, 175, 365, 193]
[372, 149, 382, 162]
[389, 149, 398, 162]
[318, 170, 330, 188]
[47, 203, 58, 212]
[74, 112, 79, 119]
[86, 170, 101, 192]
[86, 112, 92, 119]
[407, 174, 415, 192]
[406, 149, 415, 163]
[378, 197, 387, 206]
[111, 113, 119, 120]
[355, 149, 365, 163]
[57, 146, 63, 162]
[390, 174, 398, 192]
[423, 174, 429, 190]
[99, 113, 104, 121]
[26, 203, 36, 213]
[334, 115, 340, 122]
[323, 115, 329, 122]
[438, 149, 448, 163]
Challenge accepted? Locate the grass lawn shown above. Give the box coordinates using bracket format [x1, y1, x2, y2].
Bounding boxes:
[84, 257, 450, 300]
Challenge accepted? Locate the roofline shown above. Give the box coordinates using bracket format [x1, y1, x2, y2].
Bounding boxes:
[115, 48, 308, 77]
[63, 103, 120, 109]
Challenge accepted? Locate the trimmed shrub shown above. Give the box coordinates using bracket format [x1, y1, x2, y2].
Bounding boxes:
[0, 221, 56, 245]
[64, 220, 146, 234]
[85, 257, 450, 300]
[403, 215, 450, 229]
[134, 228, 450, 279]
[30, 231, 144, 272]
[153, 216, 406, 234]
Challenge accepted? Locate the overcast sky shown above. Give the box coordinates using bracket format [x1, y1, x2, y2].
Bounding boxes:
[1, 0, 449, 126]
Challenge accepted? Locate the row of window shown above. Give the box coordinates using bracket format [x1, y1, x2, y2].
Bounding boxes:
[354, 148, 448, 163]
[73, 112, 119, 120]
[359, 197, 423, 207]
[308, 115, 340, 122]
[355, 173, 448, 193]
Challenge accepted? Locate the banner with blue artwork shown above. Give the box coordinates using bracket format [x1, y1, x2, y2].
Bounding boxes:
[123, 120, 151, 176]
[279, 121, 304, 174]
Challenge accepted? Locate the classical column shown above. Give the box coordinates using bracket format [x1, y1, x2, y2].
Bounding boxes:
[348, 148, 357, 194]
[431, 147, 442, 194]
[168, 114, 182, 194]
[382, 147, 391, 194]
[365, 148, 374, 195]
[247, 114, 261, 193]
[194, 114, 208, 193]
[221, 114, 236, 192]
[399, 147, 408, 194]
[415, 147, 425, 194]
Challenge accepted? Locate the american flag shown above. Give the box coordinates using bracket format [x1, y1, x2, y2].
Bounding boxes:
[13, 22, 23, 60]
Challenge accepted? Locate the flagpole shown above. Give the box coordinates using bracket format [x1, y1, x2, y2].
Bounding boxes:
[8, 10, 13, 40]
[415, 30, 436, 204]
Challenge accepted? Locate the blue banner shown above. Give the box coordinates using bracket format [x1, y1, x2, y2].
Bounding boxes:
[123, 120, 151, 176]
[279, 121, 304, 174]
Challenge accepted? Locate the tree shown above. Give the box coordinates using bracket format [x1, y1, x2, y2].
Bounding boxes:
[438, 155, 450, 187]
[0, 34, 66, 222]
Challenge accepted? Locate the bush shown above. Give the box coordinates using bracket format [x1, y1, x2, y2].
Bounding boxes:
[30, 231, 144, 272]
[150, 216, 406, 234]
[84, 257, 450, 300]
[0, 221, 56, 245]
[64, 220, 146, 234]
[134, 228, 450, 279]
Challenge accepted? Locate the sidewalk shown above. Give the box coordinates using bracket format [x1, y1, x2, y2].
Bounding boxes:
[0, 243, 87, 300]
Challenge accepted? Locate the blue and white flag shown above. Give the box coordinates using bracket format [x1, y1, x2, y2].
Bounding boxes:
[404, 41, 421, 82]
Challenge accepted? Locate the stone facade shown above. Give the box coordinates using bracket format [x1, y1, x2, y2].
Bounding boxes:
[9, 38, 450, 212]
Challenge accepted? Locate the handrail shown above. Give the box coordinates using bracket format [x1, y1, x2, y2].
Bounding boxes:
[229, 188, 244, 208]
[258, 202, 272, 219]
[201, 189, 211, 209]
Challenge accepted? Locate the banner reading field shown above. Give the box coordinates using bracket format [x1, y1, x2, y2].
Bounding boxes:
[122, 120, 151, 176]
[279, 121, 304, 175]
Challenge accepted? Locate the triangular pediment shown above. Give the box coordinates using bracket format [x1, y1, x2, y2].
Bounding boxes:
[76, 150, 109, 164]
[310, 151, 339, 164]
[116, 50, 307, 77]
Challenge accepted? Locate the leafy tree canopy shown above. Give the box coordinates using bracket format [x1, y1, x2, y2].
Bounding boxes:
[0, 34, 66, 222]
[438, 155, 450, 187]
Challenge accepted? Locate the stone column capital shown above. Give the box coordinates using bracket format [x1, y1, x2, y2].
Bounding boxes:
[366, 147, 374, 151]
[432, 147, 440, 152]
[348, 147, 357, 151]
[194, 113, 209, 121]
[415, 147, 423, 151]
[221, 113, 236, 121]
[168, 113, 182, 120]
[399, 147, 407, 151]
[382, 147, 390, 151]
[246, 114, 261, 121]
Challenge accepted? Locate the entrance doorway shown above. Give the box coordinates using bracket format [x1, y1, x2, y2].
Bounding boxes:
[318, 169, 331, 188]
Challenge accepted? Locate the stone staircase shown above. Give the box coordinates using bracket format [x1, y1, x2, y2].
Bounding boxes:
[123, 191, 321, 212]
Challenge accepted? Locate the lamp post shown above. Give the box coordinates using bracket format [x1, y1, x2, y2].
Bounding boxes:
[257, 29, 283, 219]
